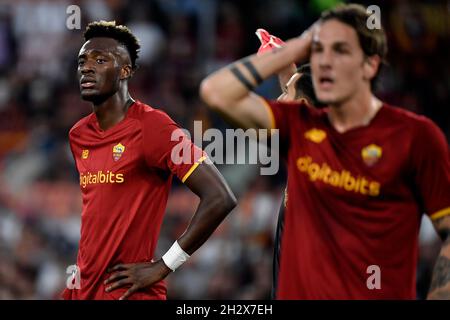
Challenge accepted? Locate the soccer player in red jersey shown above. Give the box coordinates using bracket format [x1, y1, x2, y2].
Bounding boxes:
[256, 28, 326, 298]
[61, 21, 236, 300]
[271, 63, 323, 299]
[200, 4, 450, 299]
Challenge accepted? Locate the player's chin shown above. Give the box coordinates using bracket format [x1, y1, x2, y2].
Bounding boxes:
[316, 91, 337, 105]
[80, 89, 101, 101]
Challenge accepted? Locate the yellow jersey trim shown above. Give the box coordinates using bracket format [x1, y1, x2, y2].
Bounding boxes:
[258, 96, 276, 131]
[430, 206, 450, 221]
[181, 155, 207, 183]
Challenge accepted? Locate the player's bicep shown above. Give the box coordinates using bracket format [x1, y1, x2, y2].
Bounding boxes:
[183, 160, 235, 201]
[428, 213, 450, 300]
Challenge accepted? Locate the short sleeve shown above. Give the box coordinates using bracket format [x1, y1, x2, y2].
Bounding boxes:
[263, 98, 309, 156]
[262, 98, 292, 142]
[411, 118, 450, 220]
[141, 110, 206, 183]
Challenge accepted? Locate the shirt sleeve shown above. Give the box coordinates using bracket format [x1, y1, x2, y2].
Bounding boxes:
[263, 98, 308, 156]
[141, 110, 206, 183]
[411, 118, 450, 221]
[262, 98, 292, 142]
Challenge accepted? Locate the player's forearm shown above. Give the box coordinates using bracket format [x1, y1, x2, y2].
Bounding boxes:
[177, 189, 236, 255]
[200, 34, 310, 111]
[427, 236, 450, 299]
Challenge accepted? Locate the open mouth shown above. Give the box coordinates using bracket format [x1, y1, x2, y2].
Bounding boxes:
[319, 76, 334, 85]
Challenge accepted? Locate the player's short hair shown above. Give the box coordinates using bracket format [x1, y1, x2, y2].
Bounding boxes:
[84, 20, 140, 70]
[295, 64, 324, 107]
[319, 4, 387, 88]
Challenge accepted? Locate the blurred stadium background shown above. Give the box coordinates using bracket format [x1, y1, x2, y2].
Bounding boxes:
[0, 0, 448, 299]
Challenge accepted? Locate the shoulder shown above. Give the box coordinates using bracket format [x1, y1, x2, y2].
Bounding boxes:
[381, 103, 426, 122]
[69, 113, 93, 139]
[381, 104, 448, 154]
[129, 100, 178, 128]
[129, 101, 182, 145]
[382, 104, 443, 136]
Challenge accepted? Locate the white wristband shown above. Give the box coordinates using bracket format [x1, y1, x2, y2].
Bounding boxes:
[162, 241, 190, 272]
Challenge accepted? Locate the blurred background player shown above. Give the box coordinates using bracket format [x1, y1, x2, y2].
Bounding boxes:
[201, 4, 450, 299]
[256, 28, 324, 298]
[62, 21, 236, 300]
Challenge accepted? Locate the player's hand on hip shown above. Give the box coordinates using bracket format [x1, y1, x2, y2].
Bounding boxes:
[104, 259, 171, 300]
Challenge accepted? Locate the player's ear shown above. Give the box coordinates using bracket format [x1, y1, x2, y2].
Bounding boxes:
[120, 64, 133, 80]
[363, 55, 380, 83]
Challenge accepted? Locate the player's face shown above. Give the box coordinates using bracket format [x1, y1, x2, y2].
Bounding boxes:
[278, 73, 302, 102]
[77, 38, 122, 102]
[310, 19, 368, 105]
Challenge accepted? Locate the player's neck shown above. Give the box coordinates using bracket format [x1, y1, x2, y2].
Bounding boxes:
[93, 89, 133, 131]
[328, 90, 382, 133]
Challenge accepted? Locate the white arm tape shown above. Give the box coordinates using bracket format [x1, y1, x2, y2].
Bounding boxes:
[162, 241, 190, 272]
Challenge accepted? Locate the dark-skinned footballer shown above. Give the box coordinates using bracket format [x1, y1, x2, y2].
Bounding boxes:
[62, 21, 236, 300]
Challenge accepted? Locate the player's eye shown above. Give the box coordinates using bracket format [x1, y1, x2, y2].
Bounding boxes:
[96, 58, 106, 64]
[334, 45, 349, 54]
[78, 60, 85, 66]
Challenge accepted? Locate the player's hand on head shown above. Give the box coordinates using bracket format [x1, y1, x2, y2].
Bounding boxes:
[255, 29, 300, 95]
[255, 28, 285, 56]
[104, 260, 171, 300]
[300, 21, 319, 47]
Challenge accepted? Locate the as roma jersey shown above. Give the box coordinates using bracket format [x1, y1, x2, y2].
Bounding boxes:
[62, 100, 205, 300]
[265, 100, 450, 299]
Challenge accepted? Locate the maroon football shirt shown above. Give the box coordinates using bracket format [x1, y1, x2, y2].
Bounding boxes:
[265, 99, 450, 299]
[62, 100, 205, 300]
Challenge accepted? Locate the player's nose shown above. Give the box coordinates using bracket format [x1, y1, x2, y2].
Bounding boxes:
[316, 48, 333, 69]
[80, 61, 95, 75]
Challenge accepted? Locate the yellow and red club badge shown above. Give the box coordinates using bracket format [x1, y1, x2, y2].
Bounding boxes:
[361, 144, 382, 166]
[112, 143, 125, 161]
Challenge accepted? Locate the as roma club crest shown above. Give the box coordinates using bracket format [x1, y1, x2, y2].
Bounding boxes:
[112, 143, 125, 161]
[361, 144, 382, 166]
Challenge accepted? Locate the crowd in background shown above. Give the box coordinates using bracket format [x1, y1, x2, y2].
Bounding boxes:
[0, 0, 448, 299]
